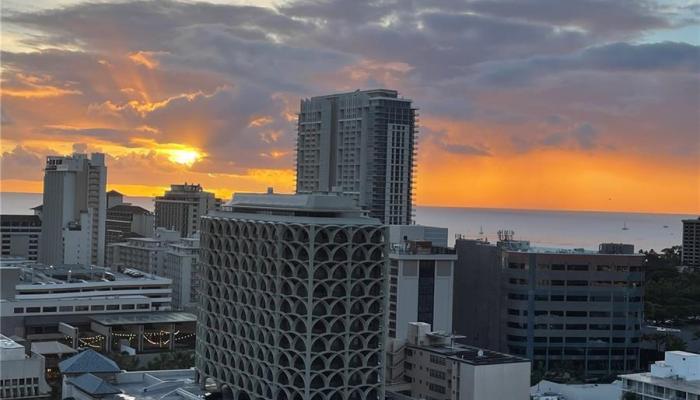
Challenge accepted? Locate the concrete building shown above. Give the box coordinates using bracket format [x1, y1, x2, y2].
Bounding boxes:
[389, 322, 530, 400]
[108, 229, 199, 311]
[296, 89, 417, 225]
[106, 227, 180, 274]
[154, 183, 217, 237]
[163, 234, 200, 311]
[105, 190, 154, 250]
[1, 215, 41, 261]
[620, 351, 700, 399]
[454, 238, 645, 377]
[387, 225, 455, 341]
[40, 153, 107, 266]
[682, 218, 700, 268]
[0, 262, 172, 339]
[0, 334, 51, 399]
[530, 380, 622, 400]
[195, 192, 388, 400]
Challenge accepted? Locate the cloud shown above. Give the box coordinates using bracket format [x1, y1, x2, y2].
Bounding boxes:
[1, 146, 44, 180]
[0, 0, 697, 212]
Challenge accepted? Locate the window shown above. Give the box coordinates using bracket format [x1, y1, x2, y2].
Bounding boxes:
[91, 305, 104, 311]
[106, 304, 119, 310]
[428, 383, 446, 394]
[42, 306, 57, 312]
[551, 280, 565, 286]
[59, 306, 73, 312]
[429, 355, 446, 365]
[596, 265, 611, 272]
[567, 295, 588, 302]
[551, 264, 565, 271]
[75, 305, 89, 311]
[137, 304, 149, 310]
[26, 307, 40, 313]
[13, 308, 23, 314]
[567, 280, 588, 286]
[121, 304, 135, 310]
[568, 264, 589, 271]
[566, 311, 587, 317]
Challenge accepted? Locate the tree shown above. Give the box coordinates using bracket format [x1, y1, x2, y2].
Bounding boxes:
[146, 351, 195, 370]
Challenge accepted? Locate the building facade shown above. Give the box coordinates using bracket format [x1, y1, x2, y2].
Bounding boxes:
[105, 190, 154, 249]
[682, 218, 700, 268]
[620, 351, 700, 399]
[0, 335, 51, 399]
[387, 226, 455, 341]
[106, 227, 179, 274]
[296, 89, 416, 225]
[454, 239, 645, 377]
[39, 153, 107, 266]
[195, 193, 387, 400]
[391, 322, 530, 400]
[0, 263, 172, 338]
[1, 215, 41, 261]
[154, 183, 217, 237]
[163, 235, 200, 311]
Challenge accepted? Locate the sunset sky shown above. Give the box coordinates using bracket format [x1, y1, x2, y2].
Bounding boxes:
[1, 0, 698, 214]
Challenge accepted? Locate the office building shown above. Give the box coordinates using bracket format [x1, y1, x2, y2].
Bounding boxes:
[154, 183, 217, 237]
[163, 234, 200, 311]
[0, 262, 172, 338]
[1, 215, 41, 261]
[40, 153, 107, 266]
[388, 322, 530, 400]
[682, 218, 700, 268]
[620, 351, 700, 399]
[454, 238, 645, 376]
[296, 89, 417, 225]
[0, 334, 51, 399]
[195, 192, 387, 399]
[105, 190, 154, 249]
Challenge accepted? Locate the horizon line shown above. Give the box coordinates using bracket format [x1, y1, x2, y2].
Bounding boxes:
[2, 191, 697, 217]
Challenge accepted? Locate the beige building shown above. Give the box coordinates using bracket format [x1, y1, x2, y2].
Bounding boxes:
[154, 183, 217, 237]
[389, 322, 531, 400]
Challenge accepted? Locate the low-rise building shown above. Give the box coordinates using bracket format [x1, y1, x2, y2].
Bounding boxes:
[0, 334, 51, 399]
[106, 227, 179, 273]
[390, 322, 531, 400]
[0, 262, 172, 339]
[620, 351, 700, 399]
[0, 215, 41, 261]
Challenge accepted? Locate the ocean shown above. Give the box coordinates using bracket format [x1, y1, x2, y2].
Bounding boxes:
[1, 192, 693, 252]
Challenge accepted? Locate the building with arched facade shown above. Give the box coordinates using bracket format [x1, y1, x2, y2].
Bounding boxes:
[195, 192, 387, 400]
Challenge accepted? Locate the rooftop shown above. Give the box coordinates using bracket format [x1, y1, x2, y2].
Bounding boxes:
[59, 349, 121, 374]
[107, 203, 151, 214]
[621, 372, 700, 393]
[90, 312, 196, 326]
[12, 263, 169, 285]
[30, 341, 78, 356]
[0, 334, 24, 350]
[66, 373, 121, 396]
[112, 369, 207, 400]
[215, 192, 381, 224]
[408, 340, 530, 366]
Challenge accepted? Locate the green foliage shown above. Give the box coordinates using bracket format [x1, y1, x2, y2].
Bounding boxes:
[145, 351, 195, 370]
[641, 333, 687, 352]
[642, 246, 700, 323]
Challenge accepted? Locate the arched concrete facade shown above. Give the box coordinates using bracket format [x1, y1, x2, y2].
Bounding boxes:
[195, 214, 387, 400]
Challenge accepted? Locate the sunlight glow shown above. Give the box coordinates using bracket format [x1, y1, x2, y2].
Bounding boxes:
[163, 148, 203, 166]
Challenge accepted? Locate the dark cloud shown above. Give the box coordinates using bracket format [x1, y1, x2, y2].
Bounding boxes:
[466, 0, 669, 35]
[0, 0, 697, 181]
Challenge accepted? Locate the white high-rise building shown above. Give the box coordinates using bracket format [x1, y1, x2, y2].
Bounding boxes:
[39, 153, 107, 266]
[196, 192, 387, 400]
[296, 89, 416, 225]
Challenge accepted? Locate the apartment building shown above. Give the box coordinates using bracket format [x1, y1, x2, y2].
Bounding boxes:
[0, 215, 41, 261]
[0, 335, 51, 399]
[296, 89, 417, 225]
[154, 183, 217, 237]
[682, 218, 700, 268]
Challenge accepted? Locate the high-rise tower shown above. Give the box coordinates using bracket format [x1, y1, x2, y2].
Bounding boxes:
[196, 192, 388, 399]
[296, 89, 416, 225]
[39, 153, 106, 266]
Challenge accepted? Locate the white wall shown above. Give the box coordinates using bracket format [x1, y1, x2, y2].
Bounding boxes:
[460, 362, 531, 400]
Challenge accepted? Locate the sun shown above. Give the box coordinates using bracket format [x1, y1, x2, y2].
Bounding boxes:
[165, 148, 202, 166]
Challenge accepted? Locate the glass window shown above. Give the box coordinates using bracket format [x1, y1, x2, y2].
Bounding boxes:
[13, 308, 23, 314]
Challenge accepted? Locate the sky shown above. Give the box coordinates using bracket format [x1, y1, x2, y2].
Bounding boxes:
[1, 0, 699, 214]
